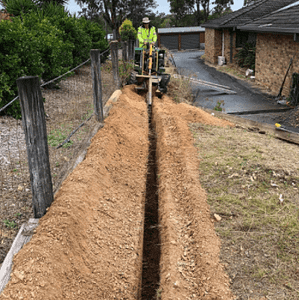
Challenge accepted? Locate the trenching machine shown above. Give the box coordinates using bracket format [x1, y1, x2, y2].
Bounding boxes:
[130, 44, 171, 105]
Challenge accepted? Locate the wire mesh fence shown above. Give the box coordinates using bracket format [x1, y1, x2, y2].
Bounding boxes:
[0, 100, 31, 242]
[0, 46, 120, 264]
[42, 56, 114, 193]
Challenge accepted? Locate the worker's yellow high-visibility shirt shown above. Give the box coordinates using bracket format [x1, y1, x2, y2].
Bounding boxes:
[137, 25, 157, 48]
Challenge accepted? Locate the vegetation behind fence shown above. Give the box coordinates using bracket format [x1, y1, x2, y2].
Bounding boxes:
[0, 40, 135, 265]
[0, 3, 108, 119]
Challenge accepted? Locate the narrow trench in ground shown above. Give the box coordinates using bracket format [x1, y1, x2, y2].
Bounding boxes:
[140, 105, 161, 300]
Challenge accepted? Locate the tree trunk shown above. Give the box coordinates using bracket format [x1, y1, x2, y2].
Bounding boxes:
[196, 0, 201, 26]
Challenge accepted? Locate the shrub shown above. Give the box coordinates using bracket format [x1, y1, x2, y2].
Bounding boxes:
[119, 19, 136, 41]
[235, 42, 256, 70]
[21, 12, 74, 80]
[36, 4, 91, 66]
[78, 17, 108, 51]
[0, 18, 44, 118]
[0, 3, 108, 118]
[4, 0, 37, 16]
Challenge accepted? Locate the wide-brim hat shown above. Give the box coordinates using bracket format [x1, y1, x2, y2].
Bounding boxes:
[142, 17, 150, 23]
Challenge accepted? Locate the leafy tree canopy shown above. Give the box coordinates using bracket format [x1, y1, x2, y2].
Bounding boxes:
[76, 0, 157, 35]
[212, 0, 233, 15]
[119, 18, 136, 40]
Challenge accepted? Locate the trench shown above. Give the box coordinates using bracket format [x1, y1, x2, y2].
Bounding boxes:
[140, 105, 161, 299]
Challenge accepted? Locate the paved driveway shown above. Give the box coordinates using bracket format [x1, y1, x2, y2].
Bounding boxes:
[171, 51, 289, 124]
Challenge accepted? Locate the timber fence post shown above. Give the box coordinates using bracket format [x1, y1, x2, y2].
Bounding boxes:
[129, 39, 135, 60]
[90, 49, 104, 122]
[16, 76, 54, 218]
[122, 41, 128, 61]
[110, 40, 121, 88]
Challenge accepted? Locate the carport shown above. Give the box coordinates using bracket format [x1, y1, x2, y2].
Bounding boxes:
[157, 27, 205, 51]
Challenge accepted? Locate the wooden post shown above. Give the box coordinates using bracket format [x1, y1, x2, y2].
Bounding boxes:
[110, 40, 120, 88]
[16, 76, 54, 218]
[90, 49, 104, 122]
[127, 40, 131, 60]
[122, 41, 128, 61]
[129, 39, 135, 60]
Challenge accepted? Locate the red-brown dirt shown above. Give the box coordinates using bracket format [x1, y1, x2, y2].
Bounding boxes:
[0, 86, 148, 299]
[153, 95, 233, 299]
[0, 87, 234, 299]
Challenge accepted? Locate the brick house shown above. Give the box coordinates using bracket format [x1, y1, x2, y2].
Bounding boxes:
[238, 3, 299, 96]
[202, 0, 296, 65]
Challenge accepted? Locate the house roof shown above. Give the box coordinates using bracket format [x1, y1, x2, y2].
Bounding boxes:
[202, 0, 298, 29]
[238, 3, 299, 33]
[158, 27, 205, 34]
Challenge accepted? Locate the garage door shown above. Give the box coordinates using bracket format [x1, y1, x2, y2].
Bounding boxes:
[181, 34, 200, 50]
[159, 35, 178, 50]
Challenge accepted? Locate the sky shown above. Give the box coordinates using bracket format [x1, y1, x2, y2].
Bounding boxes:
[66, 0, 245, 17]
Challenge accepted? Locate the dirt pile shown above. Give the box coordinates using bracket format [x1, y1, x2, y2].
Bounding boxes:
[153, 95, 233, 299]
[1, 87, 235, 299]
[0, 86, 148, 299]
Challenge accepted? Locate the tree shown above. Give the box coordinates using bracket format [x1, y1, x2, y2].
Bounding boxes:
[119, 18, 136, 40]
[126, 0, 156, 28]
[2, 0, 37, 16]
[167, 0, 193, 26]
[201, 0, 211, 22]
[76, 0, 157, 36]
[194, 0, 201, 25]
[213, 0, 233, 15]
[1, 0, 69, 17]
[147, 11, 166, 28]
[160, 15, 171, 28]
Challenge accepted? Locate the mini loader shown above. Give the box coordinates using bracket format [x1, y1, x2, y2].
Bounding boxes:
[130, 44, 171, 106]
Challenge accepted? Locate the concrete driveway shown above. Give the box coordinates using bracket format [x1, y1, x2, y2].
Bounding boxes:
[171, 50, 290, 125]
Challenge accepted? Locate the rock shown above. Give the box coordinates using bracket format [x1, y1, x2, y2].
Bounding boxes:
[14, 271, 25, 281]
[214, 214, 221, 222]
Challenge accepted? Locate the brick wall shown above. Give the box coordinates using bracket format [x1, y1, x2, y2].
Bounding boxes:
[223, 30, 237, 64]
[204, 28, 222, 64]
[205, 28, 238, 65]
[256, 33, 299, 96]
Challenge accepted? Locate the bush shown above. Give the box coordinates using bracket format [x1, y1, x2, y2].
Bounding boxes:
[36, 4, 91, 66]
[0, 2, 108, 118]
[235, 42, 256, 70]
[0, 18, 44, 118]
[5, 0, 37, 16]
[21, 12, 74, 80]
[77, 17, 109, 60]
[119, 19, 136, 41]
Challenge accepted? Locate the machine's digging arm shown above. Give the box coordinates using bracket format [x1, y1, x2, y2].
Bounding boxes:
[147, 44, 153, 106]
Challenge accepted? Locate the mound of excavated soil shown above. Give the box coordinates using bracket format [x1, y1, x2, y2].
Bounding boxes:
[153, 95, 233, 299]
[0, 86, 148, 299]
[161, 96, 233, 128]
[1, 87, 234, 300]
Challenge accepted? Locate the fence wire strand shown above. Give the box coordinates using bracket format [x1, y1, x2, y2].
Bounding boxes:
[0, 45, 117, 264]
